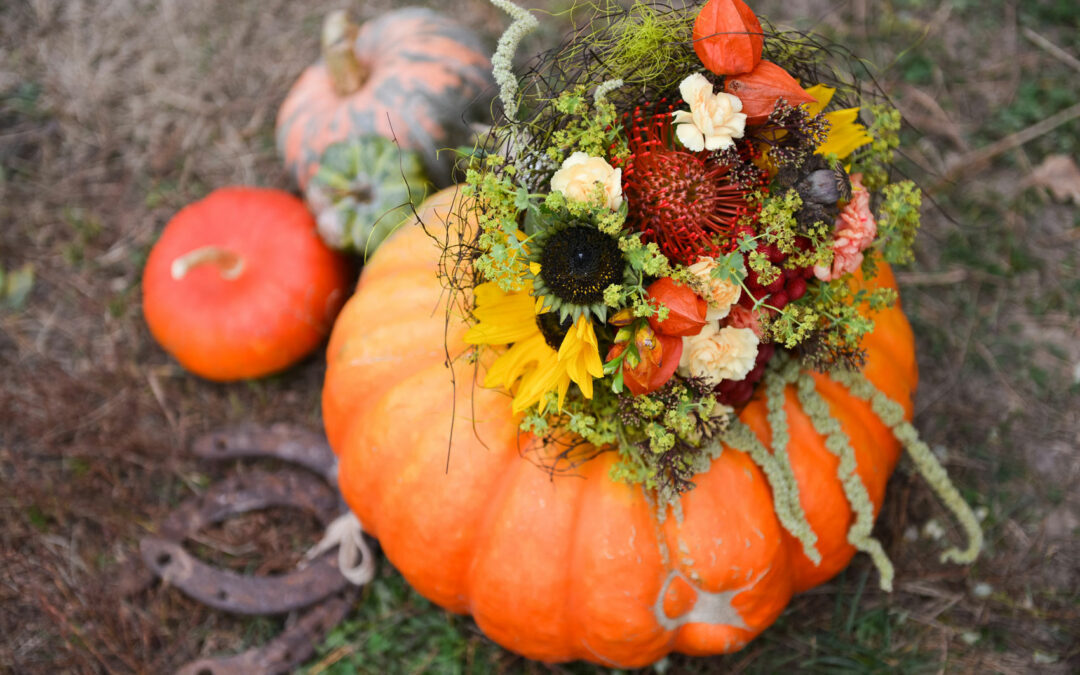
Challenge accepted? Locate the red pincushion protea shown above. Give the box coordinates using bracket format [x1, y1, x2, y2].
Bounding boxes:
[619, 106, 762, 265]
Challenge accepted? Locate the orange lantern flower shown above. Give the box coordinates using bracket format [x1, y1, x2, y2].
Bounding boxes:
[692, 0, 764, 76]
[725, 61, 817, 125]
[606, 324, 683, 396]
[646, 277, 708, 337]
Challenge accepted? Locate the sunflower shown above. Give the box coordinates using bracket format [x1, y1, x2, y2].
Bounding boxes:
[527, 224, 628, 324]
[465, 281, 603, 413]
[805, 85, 873, 160]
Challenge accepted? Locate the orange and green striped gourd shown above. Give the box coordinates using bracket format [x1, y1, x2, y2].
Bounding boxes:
[276, 8, 494, 190]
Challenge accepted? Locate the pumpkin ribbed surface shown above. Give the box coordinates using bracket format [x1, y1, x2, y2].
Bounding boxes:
[323, 188, 917, 666]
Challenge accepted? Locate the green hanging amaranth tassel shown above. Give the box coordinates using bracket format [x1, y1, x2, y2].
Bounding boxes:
[674, 359, 980, 590]
[796, 374, 896, 591]
[720, 398, 821, 564]
[830, 369, 984, 566]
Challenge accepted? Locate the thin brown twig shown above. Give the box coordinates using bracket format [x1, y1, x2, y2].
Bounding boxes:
[1022, 27, 1080, 74]
[936, 101, 1080, 185]
[145, 369, 179, 433]
[35, 591, 122, 674]
[899, 84, 969, 151]
[895, 269, 968, 286]
[972, 341, 1027, 411]
[307, 644, 356, 675]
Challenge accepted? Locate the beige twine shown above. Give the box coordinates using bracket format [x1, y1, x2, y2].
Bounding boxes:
[305, 512, 376, 586]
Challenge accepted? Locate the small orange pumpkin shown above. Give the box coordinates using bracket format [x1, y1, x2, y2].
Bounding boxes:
[323, 189, 917, 666]
[276, 8, 494, 190]
[143, 187, 350, 381]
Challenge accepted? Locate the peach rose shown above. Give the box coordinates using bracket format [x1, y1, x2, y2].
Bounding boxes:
[724, 304, 765, 338]
[686, 256, 743, 321]
[678, 324, 760, 386]
[550, 152, 623, 210]
[814, 174, 877, 281]
[673, 73, 747, 152]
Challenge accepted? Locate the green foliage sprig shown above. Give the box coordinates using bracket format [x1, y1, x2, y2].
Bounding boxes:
[609, 379, 730, 502]
[853, 104, 901, 191]
[875, 180, 922, 265]
[543, 88, 629, 166]
[464, 158, 533, 292]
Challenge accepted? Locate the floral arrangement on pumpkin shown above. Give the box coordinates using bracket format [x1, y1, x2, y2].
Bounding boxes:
[435, 0, 980, 588]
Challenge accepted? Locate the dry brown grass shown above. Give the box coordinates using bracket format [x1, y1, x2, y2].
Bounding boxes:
[2, 0, 1078, 673]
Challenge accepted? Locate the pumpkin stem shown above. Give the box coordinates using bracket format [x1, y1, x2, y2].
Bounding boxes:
[323, 10, 368, 97]
[171, 246, 245, 281]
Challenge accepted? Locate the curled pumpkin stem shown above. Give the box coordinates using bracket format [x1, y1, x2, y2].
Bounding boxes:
[796, 374, 895, 591]
[489, 0, 538, 125]
[322, 10, 367, 96]
[170, 246, 245, 281]
[831, 370, 984, 566]
[721, 413, 820, 565]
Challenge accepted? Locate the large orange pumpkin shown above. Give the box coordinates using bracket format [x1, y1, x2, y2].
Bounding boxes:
[323, 188, 918, 666]
[276, 8, 494, 190]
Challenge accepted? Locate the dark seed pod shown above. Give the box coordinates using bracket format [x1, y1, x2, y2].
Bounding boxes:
[797, 169, 843, 205]
[773, 163, 801, 190]
[832, 161, 853, 203]
[795, 201, 836, 230]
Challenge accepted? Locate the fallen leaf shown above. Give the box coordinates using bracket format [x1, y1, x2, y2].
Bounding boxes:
[2, 262, 35, 310]
[1026, 154, 1080, 205]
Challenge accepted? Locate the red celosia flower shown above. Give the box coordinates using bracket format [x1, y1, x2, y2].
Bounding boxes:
[618, 107, 762, 265]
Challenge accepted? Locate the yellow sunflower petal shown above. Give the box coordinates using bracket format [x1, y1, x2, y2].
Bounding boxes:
[804, 84, 836, 116]
[555, 373, 571, 410]
[513, 346, 568, 413]
[465, 283, 538, 345]
[557, 317, 603, 399]
[820, 108, 873, 160]
[802, 84, 873, 161]
[467, 277, 598, 412]
[580, 322, 604, 378]
[484, 334, 546, 389]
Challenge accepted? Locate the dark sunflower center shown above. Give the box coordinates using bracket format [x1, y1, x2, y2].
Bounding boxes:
[539, 227, 623, 306]
[536, 312, 574, 350]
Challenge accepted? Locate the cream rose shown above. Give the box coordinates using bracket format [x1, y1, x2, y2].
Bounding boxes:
[686, 256, 743, 321]
[678, 324, 760, 386]
[549, 152, 623, 210]
[672, 73, 747, 153]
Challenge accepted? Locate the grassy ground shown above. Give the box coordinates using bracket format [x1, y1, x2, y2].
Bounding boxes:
[2, 0, 1078, 673]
